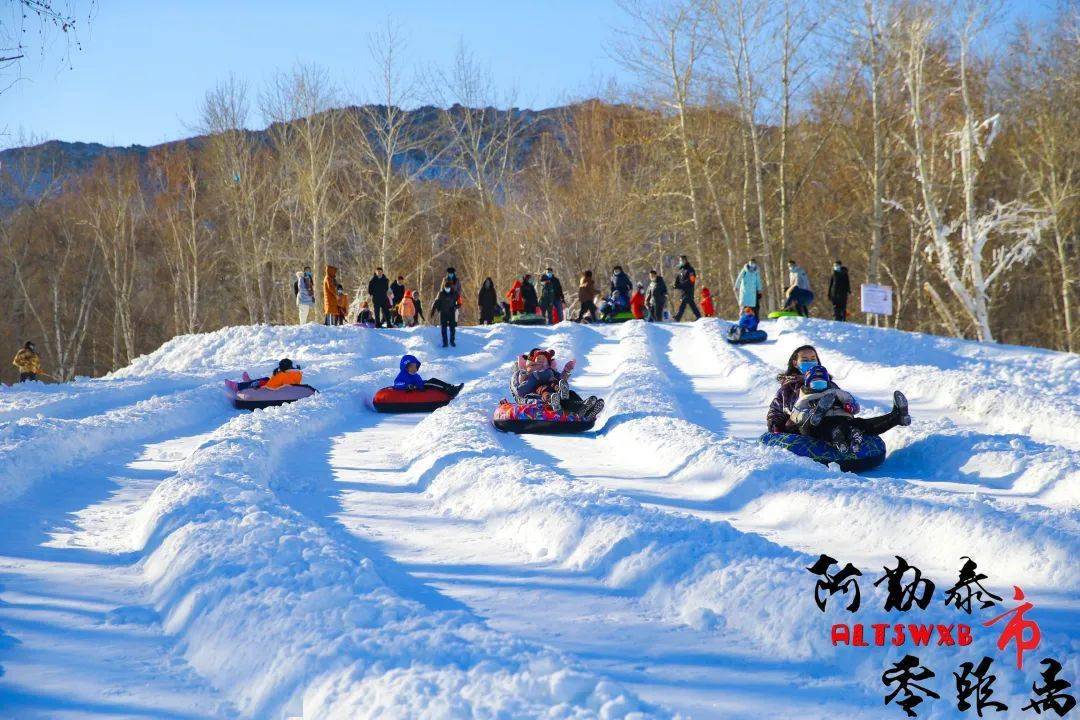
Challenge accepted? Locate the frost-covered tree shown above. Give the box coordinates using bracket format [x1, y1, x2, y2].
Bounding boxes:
[895, 3, 1046, 342]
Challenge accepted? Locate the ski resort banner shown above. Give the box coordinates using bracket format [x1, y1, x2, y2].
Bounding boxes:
[861, 283, 894, 315]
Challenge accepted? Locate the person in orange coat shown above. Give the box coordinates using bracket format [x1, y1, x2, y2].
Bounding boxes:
[630, 283, 647, 319]
[336, 283, 349, 325]
[233, 359, 304, 391]
[701, 287, 715, 317]
[506, 279, 525, 314]
[323, 265, 339, 325]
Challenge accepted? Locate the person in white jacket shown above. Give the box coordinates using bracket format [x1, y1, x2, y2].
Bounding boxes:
[784, 260, 813, 317]
[294, 267, 316, 323]
[734, 259, 763, 316]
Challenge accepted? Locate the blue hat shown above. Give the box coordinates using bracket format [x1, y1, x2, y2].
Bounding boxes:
[803, 365, 830, 389]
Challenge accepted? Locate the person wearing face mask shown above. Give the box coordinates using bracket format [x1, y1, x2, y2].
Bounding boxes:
[783, 259, 813, 317]
[538, 267, 565, 325]
[12, 340, 42, 382]
[734, 258, 762, 317]
[767, 344, 911, 452]
[294, 266, 316, 324]
[430, 279, 460, 347]
[828, 260, 851, 322]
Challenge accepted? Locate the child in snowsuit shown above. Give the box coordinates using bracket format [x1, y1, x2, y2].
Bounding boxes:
[700, 288, 715, 317]
[510, 348, 604, 421]
[356, 302, 375, 325]
[336, 284, 349, 325]
[630, 285, 646, 319]
[784, 363, 909, 454]
[727, 306, 759, 341]
[394, 354, 463, 396]
[231, 358, 304, 392]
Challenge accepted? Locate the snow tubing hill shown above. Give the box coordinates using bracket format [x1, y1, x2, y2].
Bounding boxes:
[726, 329, 768, 344]
[760, 432, 886, 472]
[372, 387, 453, 413]
[767, 310, 802, 319]
[228, 383, 318, 410]
[492, 400, 596, 434]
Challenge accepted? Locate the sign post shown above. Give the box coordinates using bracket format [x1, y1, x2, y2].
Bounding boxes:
[860, 284, 893, 317]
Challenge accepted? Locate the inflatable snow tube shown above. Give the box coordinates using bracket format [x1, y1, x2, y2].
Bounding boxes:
[228, 383, 318, 410]
[726, 329, 768, 344]
[767, 310, 802, 319]
[372, 386, 453, 414]
[509, 313, 547, 326]
[602, 310, 635, 324]
[760, 432, 886, 472]
[492, 400, 596, 435]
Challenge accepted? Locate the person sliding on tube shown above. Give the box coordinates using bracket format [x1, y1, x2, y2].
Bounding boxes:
[727, 306, 759, 341]
[767, 345, 911, 453]
[510, 348, 604, 421]
[230, 358, 304, 392]
[394, 354, 463, 397]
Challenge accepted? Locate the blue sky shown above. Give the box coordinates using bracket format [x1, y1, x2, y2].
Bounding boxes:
[1, 0, 1055, 148]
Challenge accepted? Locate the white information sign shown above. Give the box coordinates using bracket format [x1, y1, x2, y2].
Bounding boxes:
[860, 283, 893, 315]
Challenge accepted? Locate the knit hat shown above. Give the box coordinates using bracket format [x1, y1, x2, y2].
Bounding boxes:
[528, 348, 555, 363]
[803, 365, 830, 389]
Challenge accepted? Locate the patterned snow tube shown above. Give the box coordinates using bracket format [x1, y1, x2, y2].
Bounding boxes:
[372, 387, 453, 414]
[760, 432, 886, 472]
[229, 383, 318, 410]
[492, 400, 597, 435]
[726, 329, 768, 344]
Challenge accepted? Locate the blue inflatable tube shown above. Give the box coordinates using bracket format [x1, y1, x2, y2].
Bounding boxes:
[760, 432, 886, 472]
[726, 328, 768, 344]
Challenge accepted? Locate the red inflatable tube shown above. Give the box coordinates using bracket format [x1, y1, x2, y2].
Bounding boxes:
[372, 386, 453, 414]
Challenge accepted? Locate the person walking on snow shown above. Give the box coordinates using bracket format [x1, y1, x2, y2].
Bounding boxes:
[12, 341, 42, 382]
[576, 271, 598, 323]
[478, 277, 499, 325]
[828, 260, 851, 322]
[294, 266, 316, 323]
[539, 267, 565, 325]
[734, 258, 763, 317]
[430, 279, 460, 347]
[323, 265, 340, 325]
[645, 270, 667, 322]
[673, 255, 701, 321]
[783, 259, 813, 317]
[368, 267, 392, 328]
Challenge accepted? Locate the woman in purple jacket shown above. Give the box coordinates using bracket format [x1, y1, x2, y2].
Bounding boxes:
[767, 345, 911, 446]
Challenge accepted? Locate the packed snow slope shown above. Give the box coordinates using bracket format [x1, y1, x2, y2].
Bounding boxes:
[0, 317, 1076, 719]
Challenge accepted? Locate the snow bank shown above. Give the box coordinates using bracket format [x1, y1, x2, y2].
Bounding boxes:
[124, 327, 660, 719]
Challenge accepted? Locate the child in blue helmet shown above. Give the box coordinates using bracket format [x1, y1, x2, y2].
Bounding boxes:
[788, 362, 910, 453]
[394, 354, 463, 396]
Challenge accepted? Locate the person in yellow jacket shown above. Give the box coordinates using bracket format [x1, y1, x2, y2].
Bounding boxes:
[12, 341, 42, 382]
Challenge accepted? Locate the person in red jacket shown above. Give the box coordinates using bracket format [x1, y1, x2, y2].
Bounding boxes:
[630, 283, 646, 319]
[701, 287, 715, 317]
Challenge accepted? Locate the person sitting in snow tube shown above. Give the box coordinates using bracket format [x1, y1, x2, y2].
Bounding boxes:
[727, 307, 767, 344]
[494, 348, 604, 433]
[225, 358, 317, 410]
[763, 345, 911, 471]
[373, 354, 463, 413]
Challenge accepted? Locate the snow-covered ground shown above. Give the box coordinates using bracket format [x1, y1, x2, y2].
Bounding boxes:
[0, 317, 1076, 719]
